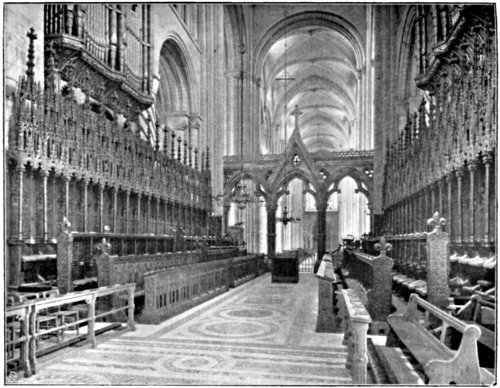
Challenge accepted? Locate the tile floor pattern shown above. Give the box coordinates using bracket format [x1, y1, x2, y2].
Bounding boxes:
[15, 273, 351, 385]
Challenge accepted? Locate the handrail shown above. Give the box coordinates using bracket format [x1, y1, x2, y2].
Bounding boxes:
[5, 284, 135, 378]
[339, 289, 371, 384]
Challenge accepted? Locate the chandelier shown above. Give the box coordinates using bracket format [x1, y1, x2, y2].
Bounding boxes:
[277, 204, 301, 226]
[276, 8, 300, 227]
[230, 182, 254, 210]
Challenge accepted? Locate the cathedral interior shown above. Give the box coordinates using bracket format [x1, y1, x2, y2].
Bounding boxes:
[3, 3, 497, 385]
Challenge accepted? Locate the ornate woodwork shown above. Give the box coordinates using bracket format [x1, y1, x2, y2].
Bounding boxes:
[44, 4, 153, 118]
[6, 31, 213, 288]
[382, 5, 496, 256]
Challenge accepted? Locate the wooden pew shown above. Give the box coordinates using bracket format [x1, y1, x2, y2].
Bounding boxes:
[451, 293, 496, 368]
[375, 293, 494, 385]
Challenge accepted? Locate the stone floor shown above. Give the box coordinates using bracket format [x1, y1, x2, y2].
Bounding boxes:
[15, 273, 351, 385]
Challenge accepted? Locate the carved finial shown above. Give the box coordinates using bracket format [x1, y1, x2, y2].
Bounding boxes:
[58, 216, 71, 234]
[206, 146, 210, 171]
[163, 125, 169, 153]
[177, 136, 182, 161]
[171, 131, 176, 159]
[427, 211, 446, 232]
[96, 237, 111, 254]
[26, 28, 37, 93]
[374, 236, 392, 255]
[183, 140, 188, 165]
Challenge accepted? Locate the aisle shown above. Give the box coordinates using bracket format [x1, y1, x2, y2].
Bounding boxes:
[16, 274, 350, 385]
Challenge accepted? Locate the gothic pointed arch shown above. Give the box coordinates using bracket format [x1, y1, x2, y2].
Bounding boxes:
[156, 35, 199, 119]
[254, 11, 365, 76]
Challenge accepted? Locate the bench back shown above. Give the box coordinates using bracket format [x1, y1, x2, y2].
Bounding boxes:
[141, 259, 231, 323]
[343, 247, 393, 322]
[401, 293, 495, 385]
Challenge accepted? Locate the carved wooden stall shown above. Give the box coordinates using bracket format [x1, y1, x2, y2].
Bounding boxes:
[342, 237, 394, 326]
[381, 5, 496, 294]
[7, 11, 216, 292]
[140, 260, 231, 323]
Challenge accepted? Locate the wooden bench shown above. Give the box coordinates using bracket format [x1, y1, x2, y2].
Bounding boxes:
[451, 293, 496, 368]
[377, 293, 494, 385]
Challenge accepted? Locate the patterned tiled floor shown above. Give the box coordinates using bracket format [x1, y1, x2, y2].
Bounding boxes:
[15, 273, 351, 385]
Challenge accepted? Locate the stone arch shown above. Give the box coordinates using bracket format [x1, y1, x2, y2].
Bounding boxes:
[396, 7, 419, 103]
[156, 35, 199, 116]
[224, 170, 270, 200]
[327, 167, 372, 203]
[272, 167, 319, 200]
[253, 11, 365, 79]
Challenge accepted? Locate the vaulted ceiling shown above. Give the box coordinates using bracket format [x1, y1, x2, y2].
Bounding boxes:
[261, 26, 359, 153]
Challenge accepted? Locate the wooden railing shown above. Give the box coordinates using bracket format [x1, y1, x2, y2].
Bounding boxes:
[140, 260, 230, 323]
[228, 254, 265, 287]
[338, 288, 371, 384]
[6, 284, 135, 378]
[139, 254, 264, 324]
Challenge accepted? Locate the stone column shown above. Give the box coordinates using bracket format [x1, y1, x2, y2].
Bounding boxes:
[98, 182, 104, 233]
[445, 173, 453, 238]
[316, 200, 327, 273]
[223, 203, 230, 235]
[482, 153, 492, 244]
[367, 202, 374, 234]
[112, 186, 118, 233]
[83, 178, 89, 232]
[468, 160, 478, 242]
[455, 169, 463, 242]
[125, 190, 130, 234]
[41, 169, 49, 241]
[266, 202, 277, 271]
[64, 175, 71, 220]
[137, 193, 142, 234]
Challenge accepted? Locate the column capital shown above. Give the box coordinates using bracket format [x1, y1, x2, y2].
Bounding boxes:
[467, 159, 479, 171]
[266, 203, 278, 213]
